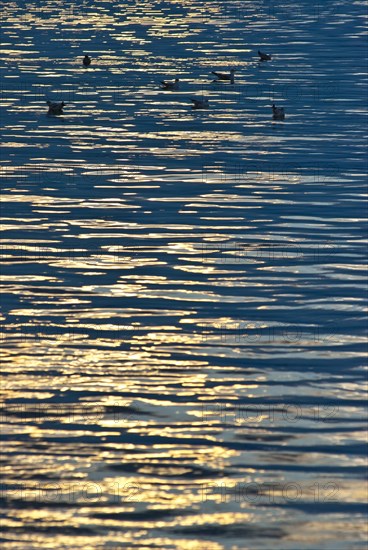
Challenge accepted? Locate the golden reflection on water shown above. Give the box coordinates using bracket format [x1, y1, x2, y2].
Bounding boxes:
[1, 0, 367, 548]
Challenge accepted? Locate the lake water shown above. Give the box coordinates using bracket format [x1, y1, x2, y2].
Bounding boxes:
[1, 1, 367, 549]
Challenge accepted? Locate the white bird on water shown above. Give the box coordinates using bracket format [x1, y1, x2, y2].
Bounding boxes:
[272, 104, 285, 120]
[212, 68, 236, 84]
[258, 50, 272, 61]
[46, 100, 65, 115]
[191, 98, 209, 109]
[160, 78, 180, 90]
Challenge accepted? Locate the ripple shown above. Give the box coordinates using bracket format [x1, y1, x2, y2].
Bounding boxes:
[1, 1, 367, 549]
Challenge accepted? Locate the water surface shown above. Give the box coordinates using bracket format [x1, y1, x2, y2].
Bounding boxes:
[1, 1, 367, 549]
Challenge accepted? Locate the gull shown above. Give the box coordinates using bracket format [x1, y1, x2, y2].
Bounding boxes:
[191, 98, 209, 109]
[272, 104, 285, 120]
[160, 78, 180, 90]
[46, 100, 65, 115]
[83, 55, 91, 67]
[258, 50, 272, 61]
[212, 68, 236, 84]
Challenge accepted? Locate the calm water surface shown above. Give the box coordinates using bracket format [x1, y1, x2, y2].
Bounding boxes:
[1, 1, 367, 549]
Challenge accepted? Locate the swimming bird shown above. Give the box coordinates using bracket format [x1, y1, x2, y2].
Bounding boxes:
[160, 78, 179, 90]
[272, 104, 285, 120]
[83, 55, 91, 67]
[212, 68, 236, 84]
[191, 98, 209, 109]
[258, 50, 271, 61]
[46, 100, 65, 115]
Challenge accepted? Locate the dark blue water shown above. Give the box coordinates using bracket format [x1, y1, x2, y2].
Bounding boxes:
[1, 1, 367, 548]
